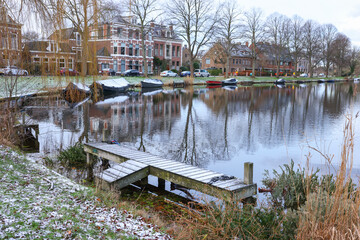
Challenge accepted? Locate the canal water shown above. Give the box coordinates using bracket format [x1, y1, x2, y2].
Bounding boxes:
[24, 82, 360, 194]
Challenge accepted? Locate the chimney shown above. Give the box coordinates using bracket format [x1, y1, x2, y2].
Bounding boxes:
[150, 20, 155, 28]
[169, 23, 173, 32]
[246, 42, 249, 47]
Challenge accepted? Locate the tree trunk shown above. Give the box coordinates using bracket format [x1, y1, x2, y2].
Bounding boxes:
[141, 27, 148, 78]
[226, 55, 230, 78]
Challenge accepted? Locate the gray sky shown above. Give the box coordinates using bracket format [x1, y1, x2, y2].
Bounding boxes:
[238, 0, 360, 46]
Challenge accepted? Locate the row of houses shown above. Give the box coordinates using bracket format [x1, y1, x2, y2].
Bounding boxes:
[1, 7, 184, 74]
[1, 6, 305, 76]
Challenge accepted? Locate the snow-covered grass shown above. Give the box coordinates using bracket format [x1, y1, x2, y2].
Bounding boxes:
[0, 147, 171, 239]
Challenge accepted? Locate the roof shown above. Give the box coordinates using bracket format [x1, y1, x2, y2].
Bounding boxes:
[256, 43, 293, 62]
[24, 41, 73, 53]
[97, 47, 110, 56]
[231, 44, 252, 58]
[0, 6, 21, 26]
[48, 28, 77, 41]
[152, 23, 181, 40]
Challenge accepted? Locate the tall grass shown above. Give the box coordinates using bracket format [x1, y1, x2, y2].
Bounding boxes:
[173, 114, 360, 239]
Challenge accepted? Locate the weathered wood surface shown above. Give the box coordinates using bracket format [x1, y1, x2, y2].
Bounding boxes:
[85, 142, 257, 200]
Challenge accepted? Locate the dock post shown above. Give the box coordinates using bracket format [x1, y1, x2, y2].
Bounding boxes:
[244, 162, 253, 184]
[158, 178, 165, 190]
[87, 153, 94, 181]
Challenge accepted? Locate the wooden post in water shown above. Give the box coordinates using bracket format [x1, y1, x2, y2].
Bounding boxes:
[87, 152, 94, 181]
[244, 162, 253, 184]
[158, 178, 165, 190]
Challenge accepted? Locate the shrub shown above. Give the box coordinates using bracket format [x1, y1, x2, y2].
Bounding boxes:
[57, 143, 88, 170]
[208, 69, 222, 76]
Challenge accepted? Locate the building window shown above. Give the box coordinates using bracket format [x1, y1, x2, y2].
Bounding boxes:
[129, 44, 133, 56]
[128, 29, 133, 39]
[148, 32, 152, 41]
[166, 45, 170, 57]
[177, 61, 179, 67]
[154, 44, 158, 56]
[206, 58, 210, 64]
[121, 60, 125, 72]
[135, 31, 139, 39]
[44, 58, 48, 63]
[10, 34, 17, 50]
[233, 59, 235, 64]
[172, 61, 175, 66]
[59, 59, 65, 68]
[135, 44, 139, 56]
[33, 57, 40, 63]
[160, 44, 163, 56]
[148, 61, 151, 72]
[129, 60, 133, 69]
[172, 46, 175, 57]
[76, 33, 81, 46]
[98, 26, 103, 39]
[114, 46, 117, 54]
[68, 59, 73, 69]
[177, 46, 180, 57]
[135, 61, 139, 70]
[121, 43, 125, 55]
[148, 46, 152, 57]
[117, 28, 122, 37]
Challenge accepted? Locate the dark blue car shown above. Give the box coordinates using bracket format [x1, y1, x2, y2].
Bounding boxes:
[180, 71, 191, 77]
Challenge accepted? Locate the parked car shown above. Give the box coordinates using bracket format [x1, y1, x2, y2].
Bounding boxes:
[318, 73, 325, 77]
[180, 71, 191, 77]
[300, 73, 308, 77]
[59, 67, 79, 76]
[160, 70, 178, 77]
[1, 66, 28, 76]
[194, 69, 210, 77]
[99, 68, 116, 76]
[122, 69, 140, 77]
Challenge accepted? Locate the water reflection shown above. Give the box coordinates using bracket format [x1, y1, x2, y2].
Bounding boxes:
[24, 83, 360, 186]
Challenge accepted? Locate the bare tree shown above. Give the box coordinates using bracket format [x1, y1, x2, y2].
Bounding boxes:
[167, 0, 219, 77]
[349, 46, 360, 77]
[128, 0, 160, 78]
[289, 15, 304, 76]
[22, 31, 40, 42]
[332, 33, 351, 77]
[264, 13, 291, 78]
[301, 20, 322, 77]
[216, 1, 242, 78]
[243, 8, 264, 78]
[320, 24, 337, 77]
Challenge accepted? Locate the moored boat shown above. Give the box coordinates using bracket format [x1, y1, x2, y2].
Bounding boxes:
[90, 78, 130, 97]
[62, 82, 91, 103]
[274, 78, 285, 84]
[141, 78, 164, 88]
[222, 78, 238, 85]
[206, 80, 222, 85]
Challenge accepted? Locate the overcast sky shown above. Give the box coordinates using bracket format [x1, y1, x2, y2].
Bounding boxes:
[238, 0, 360, 46]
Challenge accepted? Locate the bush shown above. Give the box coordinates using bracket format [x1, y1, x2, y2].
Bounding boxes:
[57, 143, 88, 170]
[207, 69, 222, 76]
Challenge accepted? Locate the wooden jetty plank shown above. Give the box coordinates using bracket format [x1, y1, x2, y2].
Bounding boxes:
[192, 172, 223, 182]
[111, 165, 135, 175]
[126, 159, 149, 169]
[212, 179, 241, 187]
[84, 143, 257, 200]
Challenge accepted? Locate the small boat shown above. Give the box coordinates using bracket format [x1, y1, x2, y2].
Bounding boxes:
[274, 78, 285, 84]
[222, 86, 237, 91]
[222, 78, 238, 85]
[206, 80, 222, 85]
[317, 79, 325, 83]
[90, 78, 130, 97]
[62, 82, 91, 103]
[354, 78, 359, 83]
[141, 78, 164, 88]
[142, 88, 163, 96]
[296, 80, 305, 84]
[326, 79, 335, 83]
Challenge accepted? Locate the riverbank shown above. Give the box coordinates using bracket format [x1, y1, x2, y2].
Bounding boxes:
[0, 74, 354, 99]
[0, 146, 171, 239]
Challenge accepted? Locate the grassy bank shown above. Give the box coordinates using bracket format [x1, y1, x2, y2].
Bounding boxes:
[0, 74, 352, 99]
[0, 147, 171, 239]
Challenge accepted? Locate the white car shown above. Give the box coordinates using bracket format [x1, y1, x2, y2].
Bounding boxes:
[194, 69, 210, 77]
[160, 70, 178, 77]
[299, 73, 308, 77]
[1, 66, 29, 76]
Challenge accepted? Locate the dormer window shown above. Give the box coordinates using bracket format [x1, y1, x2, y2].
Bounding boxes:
[76, 33, 81, 46]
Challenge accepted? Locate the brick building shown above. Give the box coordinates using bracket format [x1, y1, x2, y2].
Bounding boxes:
[89, 15, 155, 74]
[152, 22, 182, 73]
[201, 42, 252, 74]
[0, 6, 22, 67]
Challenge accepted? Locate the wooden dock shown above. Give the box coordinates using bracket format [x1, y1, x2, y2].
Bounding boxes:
[84, 142, 257, 200]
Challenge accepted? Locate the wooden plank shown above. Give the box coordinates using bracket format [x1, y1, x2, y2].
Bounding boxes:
[196, 173, 223, 182]
[107, 167, 133, 176]
[126, 159, 149, 169]
[152, 161, 183, 169]
[212, 179, 241, 187]
[191, 172, 221, 181]
[170, 167, 203, 176]
[139, 158, 170, 165]
[111, 166, 150, 190]
[118, 162, 145, 172]
[158, 164, 188, 172]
